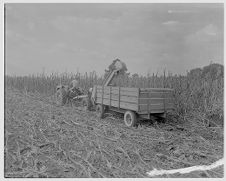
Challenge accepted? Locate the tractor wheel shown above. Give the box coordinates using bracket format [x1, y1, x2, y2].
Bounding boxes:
[96, 104, 105, 119]
[81, 98, 88, 110]
[124, 111, 137, 127]
[86, 98, 92, 111]
[86, 96, 94, 111]
[56, 89, 67, 106]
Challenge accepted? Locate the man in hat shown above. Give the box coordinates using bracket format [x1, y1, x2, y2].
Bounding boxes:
[68, 78, 83, 100]
[70, 79, 79, 90]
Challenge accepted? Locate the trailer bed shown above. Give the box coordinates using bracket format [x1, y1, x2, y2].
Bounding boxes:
[95, 85, 174, 114]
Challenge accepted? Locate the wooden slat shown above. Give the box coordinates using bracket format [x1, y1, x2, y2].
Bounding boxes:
[96, 86, 138, 93]
[96, 86, 137, 92]
[96, 93, 138, 103]
[138, 98, 173, 104]
[140, 92, 173, 99]
[96, 86, 119, 93]
[138, 110, 169, 114]
[140, 88, 174, 92]
[139, 103, 174, 112]
[97, 89, 139, 97]
[96, 96, 138, 105]
[96, 98, 138, 111]
[120, 87, 138, 92]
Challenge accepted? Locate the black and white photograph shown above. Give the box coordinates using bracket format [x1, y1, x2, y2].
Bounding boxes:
[3, 1, 224, 178]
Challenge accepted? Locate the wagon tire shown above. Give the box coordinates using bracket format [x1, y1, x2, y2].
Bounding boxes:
[96, 104, 104, 119]
[124, 111, 137, 127]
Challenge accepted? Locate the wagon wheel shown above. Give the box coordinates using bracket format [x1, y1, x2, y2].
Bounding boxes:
[56, 90, 67, 106]
[124, 111, 137, 127]
[96, 104, 105, 119]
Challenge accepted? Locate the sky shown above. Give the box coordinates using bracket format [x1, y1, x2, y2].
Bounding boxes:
[5, 3, 224, 76]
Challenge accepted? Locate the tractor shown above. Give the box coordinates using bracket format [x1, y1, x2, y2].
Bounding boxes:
[55, 83, 87, 107]
[55, 59, 127, 108]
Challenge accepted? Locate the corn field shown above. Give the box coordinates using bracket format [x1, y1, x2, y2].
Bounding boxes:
[5, 63, 224, 178]
[5, 63, 224, 119]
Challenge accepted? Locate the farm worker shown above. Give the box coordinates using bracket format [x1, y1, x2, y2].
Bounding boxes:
[71, 79, 79, 89]
[114, 59, 123, 70]
[69, 79, 83, 97]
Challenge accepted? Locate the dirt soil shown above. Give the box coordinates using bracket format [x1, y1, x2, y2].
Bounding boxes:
[4, 89, 224, 178]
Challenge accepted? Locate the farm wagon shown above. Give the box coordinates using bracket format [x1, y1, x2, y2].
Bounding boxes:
[94, 85, 174, 127]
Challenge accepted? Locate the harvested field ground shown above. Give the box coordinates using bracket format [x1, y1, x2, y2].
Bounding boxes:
[4, 88, 224, 178]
